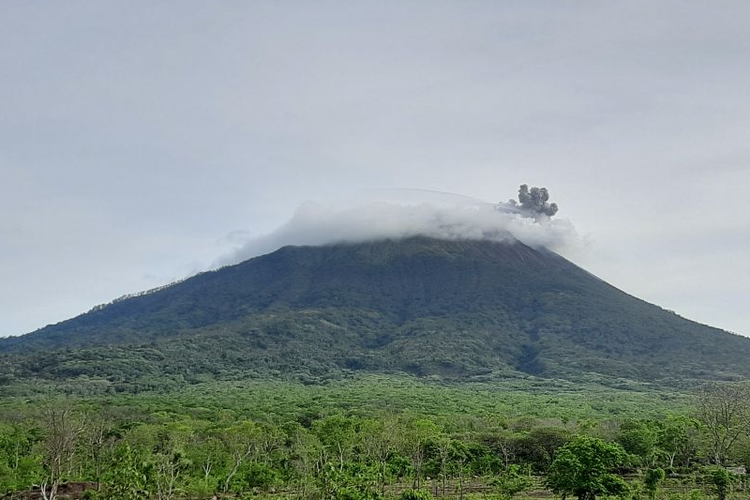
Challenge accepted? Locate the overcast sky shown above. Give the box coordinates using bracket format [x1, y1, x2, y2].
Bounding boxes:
[2, 1, 750, 338]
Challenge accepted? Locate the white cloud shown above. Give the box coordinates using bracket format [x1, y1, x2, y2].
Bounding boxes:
[217, 190, 579, 266]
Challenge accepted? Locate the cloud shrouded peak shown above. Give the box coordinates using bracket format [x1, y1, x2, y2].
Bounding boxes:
[217, 186, 577, 267]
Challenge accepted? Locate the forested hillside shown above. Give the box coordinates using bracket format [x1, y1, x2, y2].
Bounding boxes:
[2, 237, 750, 392]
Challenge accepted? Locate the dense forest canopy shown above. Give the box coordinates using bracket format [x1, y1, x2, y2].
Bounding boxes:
[2, 379, 750, 500]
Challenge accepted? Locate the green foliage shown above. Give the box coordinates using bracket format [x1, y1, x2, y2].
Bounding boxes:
[1, 386, 749, 500]
[545, 435, 629, 500]
[316, 461, 381, 500]
[642, 467, 665, 499]
[4, 237, 750, 391]
[492, 464, 533, 499]
[237, 462, 281, 490]
[398, 489, 433, 500]
[103, 444, 154, 500]
[513, 426, 570, 472]
[618, 419, 659, 466]
[706, 467, 733, 500]
[0, 423, 42, 494]
[688, 490, 703, 500]
[657, 415, 700, 469]
[698, 383, 750, 465]
[335, 486, 383, 500]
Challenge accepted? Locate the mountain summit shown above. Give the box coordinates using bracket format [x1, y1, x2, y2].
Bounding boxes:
[2, 237, 749, 387]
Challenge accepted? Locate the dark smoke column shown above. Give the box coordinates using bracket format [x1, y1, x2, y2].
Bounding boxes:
[507, 184, 559, 217]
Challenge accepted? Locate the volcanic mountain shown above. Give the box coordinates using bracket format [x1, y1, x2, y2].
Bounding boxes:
[2, 236, 749, 388]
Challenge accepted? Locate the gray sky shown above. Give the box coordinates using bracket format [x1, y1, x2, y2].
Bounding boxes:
[2, 1, 750, 338]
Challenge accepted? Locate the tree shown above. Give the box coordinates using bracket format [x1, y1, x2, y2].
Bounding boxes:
[153, 435, 190, 500]
[656, 415, 699, 468]
[398, 417, 441, 490]
[482, 429, 517, 469]
[287, 424, 322, 499]
[706, 467, 733, 500]
[0, 423, 42, 494]
[514, 426, 570, 472]
[447, 440, 470, 500]
[313, 415, 358, 474]
[313, 415, 360, 497]
[184, 430, 224, 495]
[102, 443, 154, 500]
[698, 383, 750, 465]
[81, 413, 117, 491]
[545, 435, 629, 500]
[429, 434, 452, 497]
[358, 417, 398, 495]
[38, 405, 85, 500]
[493, 464, 533, 500]
[617, 420, 658, 466]
[642, 467, 665, 500]
[219, 420, 263, 493]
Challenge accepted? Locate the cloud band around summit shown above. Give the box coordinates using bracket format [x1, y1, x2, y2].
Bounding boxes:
[217, 187, 578, 267]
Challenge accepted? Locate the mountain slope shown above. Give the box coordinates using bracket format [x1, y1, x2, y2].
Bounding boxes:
[2, 237, 749, 388]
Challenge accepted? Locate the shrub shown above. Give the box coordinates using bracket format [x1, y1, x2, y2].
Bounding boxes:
[399, 489, 434, 500]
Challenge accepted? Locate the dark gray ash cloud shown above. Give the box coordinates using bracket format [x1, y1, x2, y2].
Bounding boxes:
[514, 184, 559, 217]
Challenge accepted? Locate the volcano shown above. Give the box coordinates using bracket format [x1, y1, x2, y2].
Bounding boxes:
[2, 236, 749, 387]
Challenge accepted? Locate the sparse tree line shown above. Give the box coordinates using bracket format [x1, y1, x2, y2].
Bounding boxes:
[1, 383, 750, 500]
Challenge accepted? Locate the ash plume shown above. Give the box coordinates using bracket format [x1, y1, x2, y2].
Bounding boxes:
[506, 184, 559, 217]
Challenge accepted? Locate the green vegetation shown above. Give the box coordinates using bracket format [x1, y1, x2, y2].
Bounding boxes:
[0, 374, 693, 422]
[707, 467, 734, 500]
[3, 237, 750, 498]
[3, 238, 750, 390]
[545, 436, 629, 500]
[0, 379, 749, 499]
[643, 468, 666, 499]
